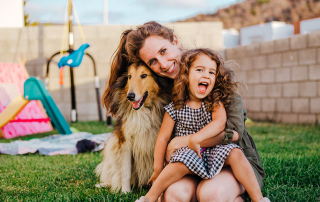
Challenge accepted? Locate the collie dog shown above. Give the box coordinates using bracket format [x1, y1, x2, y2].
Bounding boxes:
[95, 63, 172, 192]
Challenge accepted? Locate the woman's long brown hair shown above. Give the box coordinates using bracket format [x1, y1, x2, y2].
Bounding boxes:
[172, 48, 238, 112]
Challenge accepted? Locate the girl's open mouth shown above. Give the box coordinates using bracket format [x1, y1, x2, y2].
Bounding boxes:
[198, 82, 208, 93]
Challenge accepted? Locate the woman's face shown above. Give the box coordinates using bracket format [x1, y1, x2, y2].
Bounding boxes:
[139, 35, 182, 79]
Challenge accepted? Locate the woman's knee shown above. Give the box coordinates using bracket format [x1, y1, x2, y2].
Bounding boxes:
[198, 182, 230, 202]
[162, 176, 198, 202]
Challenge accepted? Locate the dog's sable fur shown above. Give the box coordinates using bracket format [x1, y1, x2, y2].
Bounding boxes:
[95, 63, 172, 192]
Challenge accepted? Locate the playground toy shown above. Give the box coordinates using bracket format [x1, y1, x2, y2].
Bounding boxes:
[45, 0, 102, 123]
[0, 77, 72, 137]
[0, 63, 53, 139]
[58, 43, 90, 68]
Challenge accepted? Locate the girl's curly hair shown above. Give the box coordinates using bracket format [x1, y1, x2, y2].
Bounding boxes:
[172, 48, 238, 112]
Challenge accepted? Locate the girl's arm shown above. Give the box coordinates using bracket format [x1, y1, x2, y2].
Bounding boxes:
[188, 102, 226, 157]
[148, 112, 175, 184]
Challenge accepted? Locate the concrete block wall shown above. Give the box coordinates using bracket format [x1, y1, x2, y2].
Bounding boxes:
[225, 30, 320, 124]
[0, 22, 223, 121]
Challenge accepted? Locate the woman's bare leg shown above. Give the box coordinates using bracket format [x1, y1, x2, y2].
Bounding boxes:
[224, 148, 263, 202]
[197, 167, 245, 202]
[145, 162, 193, 202]
[160, 175, 200, 202]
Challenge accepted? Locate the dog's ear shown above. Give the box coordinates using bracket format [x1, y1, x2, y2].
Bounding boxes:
[113, 72, 128, 90]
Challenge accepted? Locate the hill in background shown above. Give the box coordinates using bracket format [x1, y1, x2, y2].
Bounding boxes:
[180, 0, 320, 31]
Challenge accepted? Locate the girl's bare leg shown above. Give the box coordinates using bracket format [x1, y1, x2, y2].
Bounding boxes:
[197, 167, 245, 202]
[160, 175, 200, 202]
[224, 148, 263, 202]
[145, 162, 193, 202]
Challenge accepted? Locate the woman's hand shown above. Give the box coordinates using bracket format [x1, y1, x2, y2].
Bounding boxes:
[188, 135, 202, 159]
[165, 136, 190, 162]
[147, 170, 161, 185]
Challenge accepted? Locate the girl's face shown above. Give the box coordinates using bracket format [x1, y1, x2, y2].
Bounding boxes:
[139, 35, 181, 79]
[188, 54, 217, 102]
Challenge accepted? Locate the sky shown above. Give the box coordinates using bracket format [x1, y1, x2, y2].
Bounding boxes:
[24, 0, 242, 25]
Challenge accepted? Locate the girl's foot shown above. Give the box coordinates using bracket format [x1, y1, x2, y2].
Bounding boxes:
[135, 196, 150, 202]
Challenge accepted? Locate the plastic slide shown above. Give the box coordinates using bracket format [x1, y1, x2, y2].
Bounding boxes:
[0, 96, 29, 128]
[24, 77, 72, 135]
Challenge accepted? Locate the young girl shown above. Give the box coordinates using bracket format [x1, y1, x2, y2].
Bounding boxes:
[136, 49, 269, 202]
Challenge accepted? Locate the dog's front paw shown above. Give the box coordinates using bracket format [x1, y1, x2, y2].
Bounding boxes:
[122, 185, 131, 193]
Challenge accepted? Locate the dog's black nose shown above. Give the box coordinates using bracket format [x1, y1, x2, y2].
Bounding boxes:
[127, 93, 135, 101]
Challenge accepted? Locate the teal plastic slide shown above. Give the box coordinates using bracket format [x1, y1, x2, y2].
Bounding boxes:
[24, 77, 72, 135]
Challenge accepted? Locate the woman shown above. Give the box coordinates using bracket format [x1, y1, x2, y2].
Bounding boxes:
[102, 21, 265, 202]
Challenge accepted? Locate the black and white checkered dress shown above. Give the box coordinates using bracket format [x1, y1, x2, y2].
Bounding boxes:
[164, 102, 241, 179]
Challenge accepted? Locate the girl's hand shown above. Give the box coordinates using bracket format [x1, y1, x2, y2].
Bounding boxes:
[147, 171, 161, 185]
[188, 135, 202, 159]
[166, 136, 190, 162]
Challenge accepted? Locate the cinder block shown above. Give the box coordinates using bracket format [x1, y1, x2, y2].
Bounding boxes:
[262, 98, 275, 112]
[77, 103, 99, 115]
[318, 81, 320, 96]
[299, 49, 317, 65]
[247, 99, 261, 112]
[43, 26, 64, 39]
[75, 90, 89, 103]
[318, 48, 320, 62]
[50, 90, 63, 103]
[298, 114, 317, 124]
[240, 58, 252, 70]
[246, 43, 260, 56]
[260, 41, 274, 54]
[267, 53, 282, 68]
[74, 26, 99, 40]
[290, 34, 307, 50]
[275, 68, 290, 82]
[276, 98, 291, 112]
[250, 112, 267, 121]
[299, 82, 317, 97]
[268, 84, 282, 97]
[308, 30, 320, 47]
[239, 84, 253, 98]
[309, 65, 320, 80]
[261, 69, 275, 83]
[282, 51, 298, 67]
[280, 114, 298, 124]
[310, 98, 320, 113]
[252, 56, 267, 69]
[292, 98, 309, 113]
[291, 66, 308, 81]
[275, 38, 290, 52]
[283, 83, 299, 97]
[225, 48, 235, 59]
[242, 98, 249, 110]
[253, 85, 267, 98]
[233, 46, 246, 58]
[246, 70, 260, 84]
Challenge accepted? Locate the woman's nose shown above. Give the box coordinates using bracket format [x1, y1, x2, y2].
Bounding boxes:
[158, 57, 167, 70]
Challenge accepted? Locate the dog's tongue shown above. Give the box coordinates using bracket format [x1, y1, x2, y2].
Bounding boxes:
[132, 96, 143, 108]
[132, 101, 140, 108]
[199, 85, 207, 93]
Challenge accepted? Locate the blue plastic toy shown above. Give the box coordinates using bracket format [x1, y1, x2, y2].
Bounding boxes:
[58, 43, 90, 68]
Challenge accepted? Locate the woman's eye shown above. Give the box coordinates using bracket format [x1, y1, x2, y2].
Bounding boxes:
[160, 49, 166, 54]
[196, 69, 203, 72]
[149, 59, 156, 66]
[210, 71, 215, 75]
[128, 75, 131, 79]
[141, 74, 147, 79]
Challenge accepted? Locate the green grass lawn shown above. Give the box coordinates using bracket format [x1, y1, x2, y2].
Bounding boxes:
[0, 121, 319, 202]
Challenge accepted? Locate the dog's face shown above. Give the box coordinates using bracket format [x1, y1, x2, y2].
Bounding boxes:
[125, 63, 159, 110]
